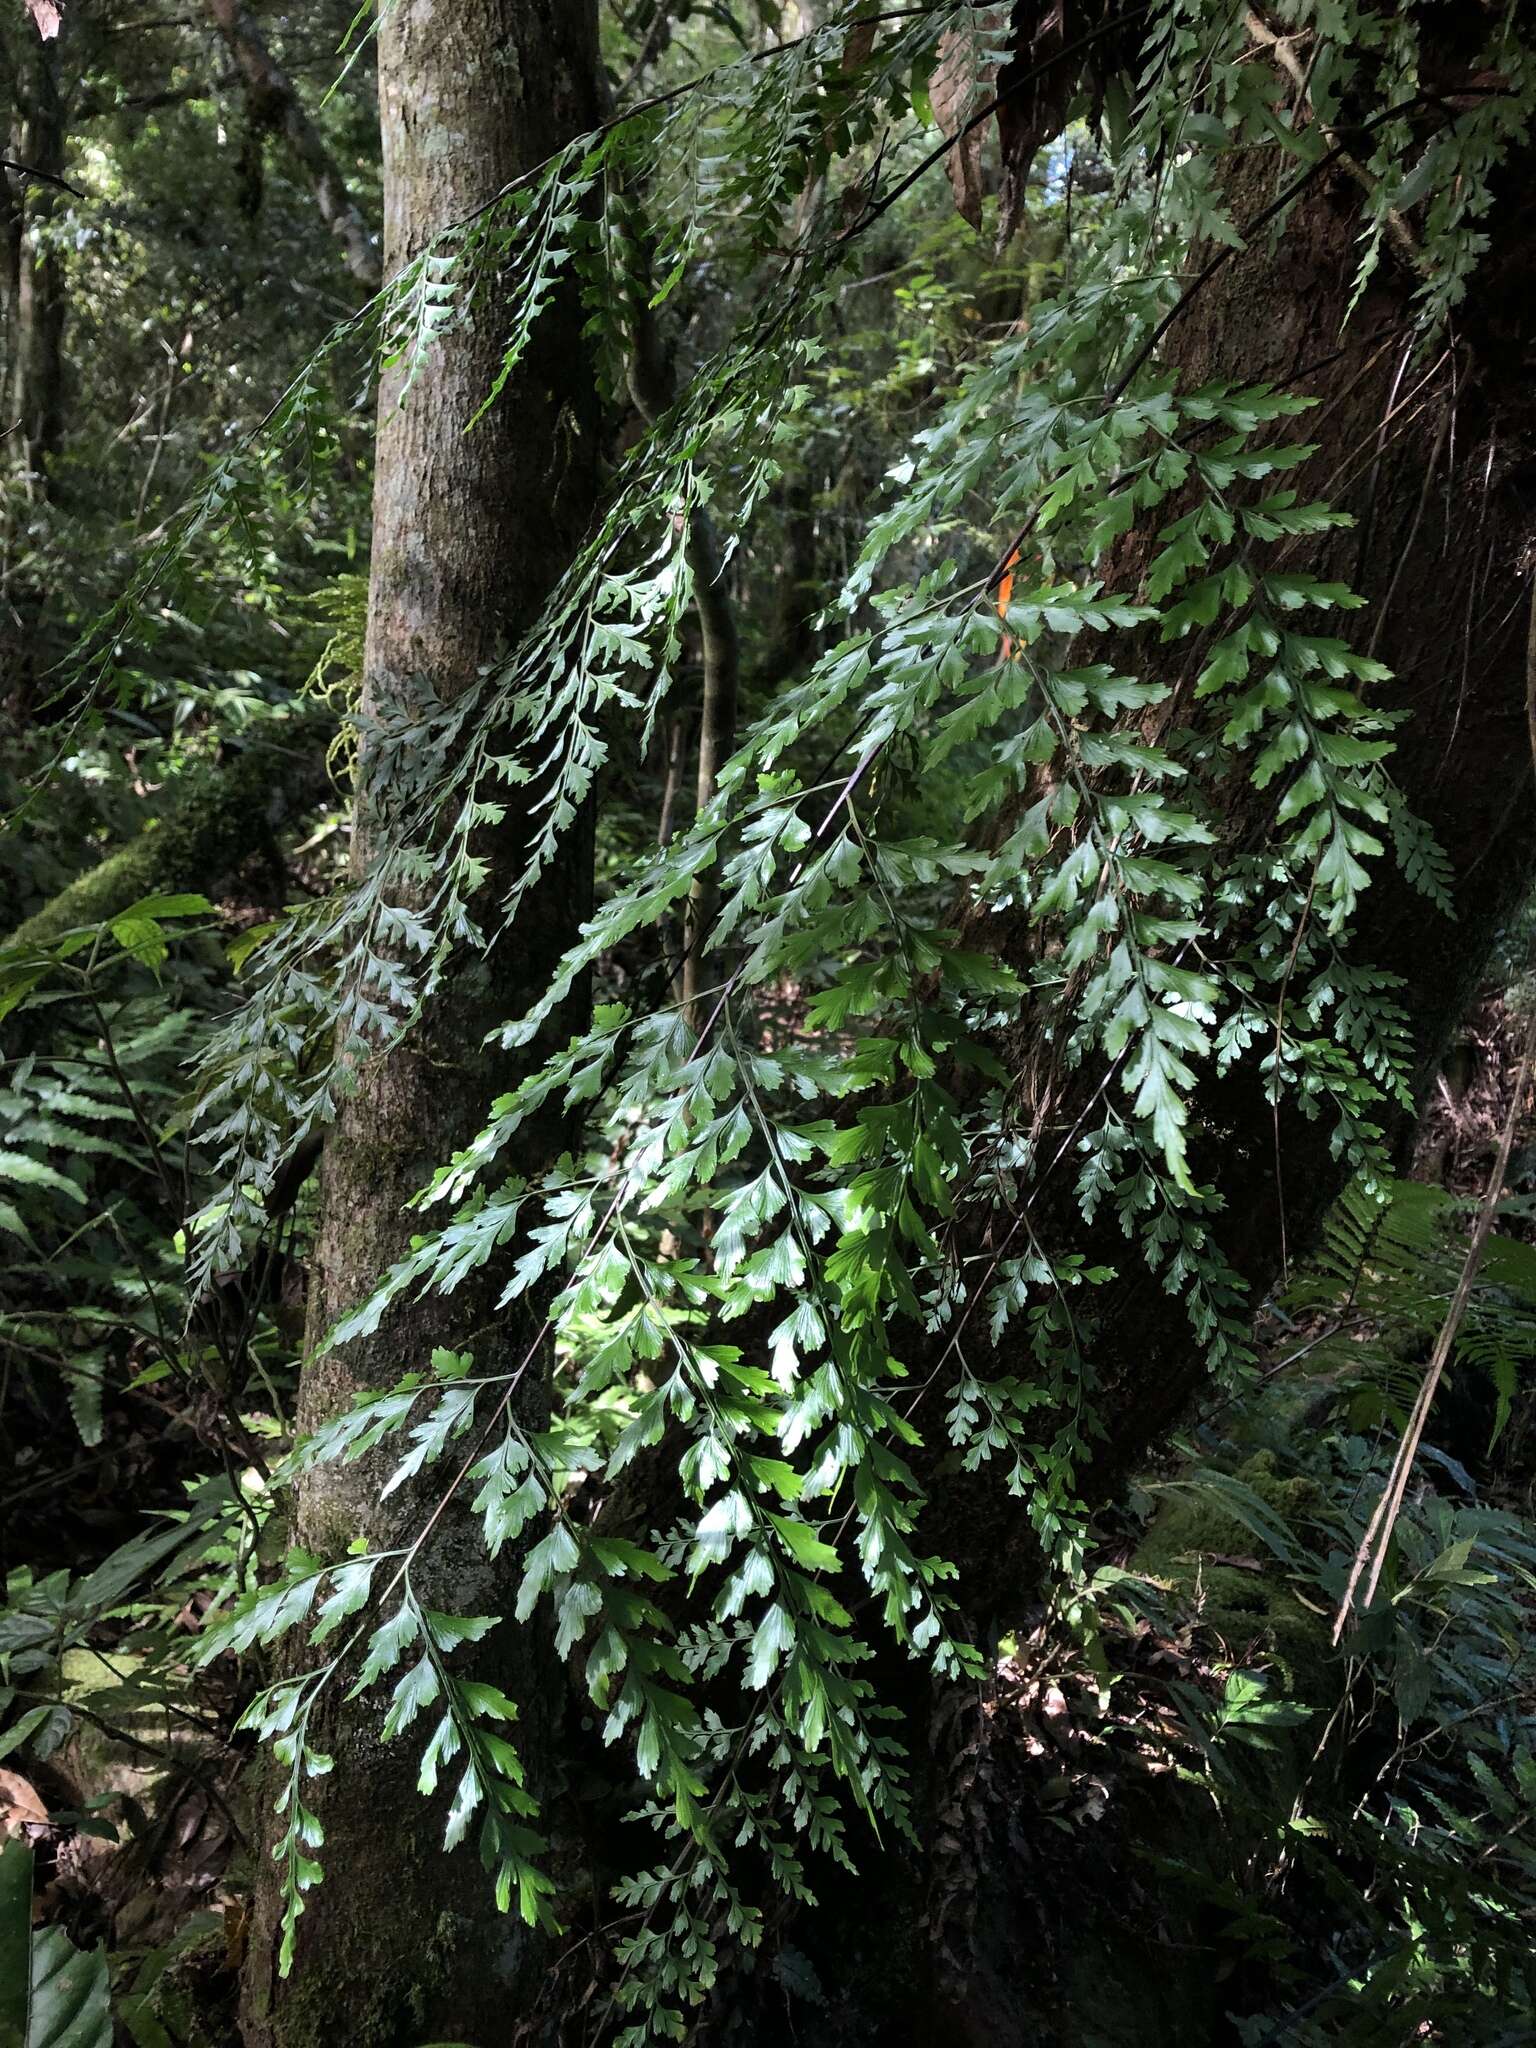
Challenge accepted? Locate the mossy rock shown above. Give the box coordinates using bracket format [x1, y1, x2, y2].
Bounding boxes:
[56, 1649, 166, 1808]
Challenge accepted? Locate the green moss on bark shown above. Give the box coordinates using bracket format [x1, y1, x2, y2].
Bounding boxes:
[6, 733, 325, 954]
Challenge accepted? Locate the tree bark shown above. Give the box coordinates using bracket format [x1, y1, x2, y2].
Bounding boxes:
[0, 163, 22, 430]
[202, 0, 381, 291]
[11, 26, 66, 494]
[238, 5, 603, 2046]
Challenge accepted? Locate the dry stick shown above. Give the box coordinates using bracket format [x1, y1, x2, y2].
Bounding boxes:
[0, 155, 83, 196]
[1363, 402, 1451, 662]
[1331, 588, 1536, 1640]
[135, 325, 192, 529]
[655, 714, 687, 852]
[1330, 1005, 1536, 1640]
[1242, 8, 1423, 274]
[617, 0, 680, 100]
[614, 159, 741, 1036]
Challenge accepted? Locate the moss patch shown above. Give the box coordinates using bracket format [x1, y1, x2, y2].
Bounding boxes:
[1136, 1450, 1336, 1705]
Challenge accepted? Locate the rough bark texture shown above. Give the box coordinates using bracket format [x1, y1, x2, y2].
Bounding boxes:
[11, 26, 67, 493]
[0, 163, 22, 429]
[239, 6, 602, 2045]
[201, 0, 381, 290]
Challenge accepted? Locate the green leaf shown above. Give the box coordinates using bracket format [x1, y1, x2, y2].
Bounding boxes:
[0, 1838, 30, 2048]
[1, 1850, 111, 2048]
[515, 1522, 580, 1622]
[0, 1707, 56, 1764]
[0, 1156, 85, 1206]
[767, 1514, 839, 1572]
[117, 894, 214, 922]
[25, 1930, 112, 2048]
[748, 1458, 803, 1502]
[381, 1654, 441, 1739]
[746, 1601, 795, 1688]
[352, 1603, 421, 1692]
[108, 915, 168, 970]
[0, 1202, 36, 1249]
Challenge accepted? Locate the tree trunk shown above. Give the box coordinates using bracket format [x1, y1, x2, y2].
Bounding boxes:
[238, 6, 602, 2045]
[201, 0, 381, 290]
[12, 28, 66, 494]
[0, 165, 22, 425]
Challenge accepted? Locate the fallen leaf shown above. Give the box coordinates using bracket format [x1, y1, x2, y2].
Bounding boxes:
[0, 1767, 49, 1835]
[931, 4, 1137, 248]
[928, 9, 1009, 230]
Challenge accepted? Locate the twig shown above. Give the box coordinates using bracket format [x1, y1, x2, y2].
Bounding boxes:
[1243, 9, 1422, 274]
[0, 157, 83, 197]
[1332, 594, 1536, 1640]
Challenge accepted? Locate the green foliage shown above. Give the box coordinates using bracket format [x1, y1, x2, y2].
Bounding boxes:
[158, 5, 1534, 2030]
[0, 1479, 236, 1762]
[1126, 1399, 1536, 2041]
[21, 1930, 114, 2048]
[995, 1166, 1536, 2043]
[7, 0, 1536, 2038]
[0, 898, 223, 1451]
[1288, 1174, 1536, 1447]
[117, 2, 1534, 2032]
[1, 1840, 112, 2048]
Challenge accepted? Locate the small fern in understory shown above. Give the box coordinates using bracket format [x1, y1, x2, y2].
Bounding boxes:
[1282, 1174, 1536, 1450]
[1123, 1404, 1536, 2042]
[0, 898, 213, 1448]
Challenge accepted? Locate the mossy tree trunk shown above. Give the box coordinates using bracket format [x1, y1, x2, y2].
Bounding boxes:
[239, 5, 603, 2044]
[2, 734, 325, 957]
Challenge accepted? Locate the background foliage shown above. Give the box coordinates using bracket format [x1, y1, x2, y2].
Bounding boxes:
[2, 3, 1535, 2044]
